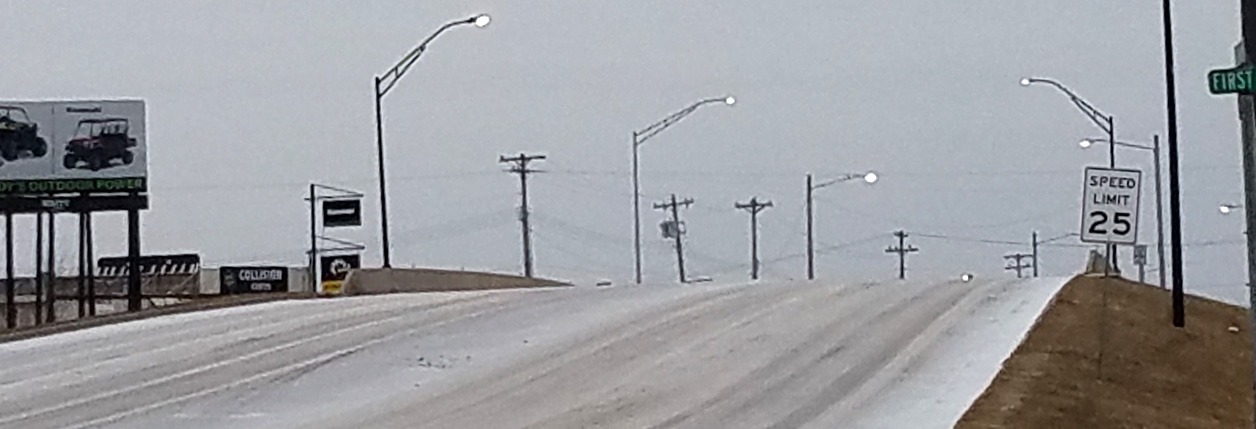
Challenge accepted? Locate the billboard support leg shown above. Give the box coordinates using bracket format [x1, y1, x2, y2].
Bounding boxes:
[4, 211, 13, 329]
[47, 211, 56, 323]
[77, 212, 85, 319]
[35, 213, 43, 324]
[86, 213, 95, 317]
[126, 203, 141, 312]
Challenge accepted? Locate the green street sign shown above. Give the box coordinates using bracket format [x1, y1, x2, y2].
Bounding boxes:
[1210, 66, 1256, 95]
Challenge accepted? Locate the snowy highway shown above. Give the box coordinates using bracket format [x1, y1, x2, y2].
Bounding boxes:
[0, 276, 1068, 429]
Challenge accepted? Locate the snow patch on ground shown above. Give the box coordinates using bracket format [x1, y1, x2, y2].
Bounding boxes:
[844, 276, 1070, 429]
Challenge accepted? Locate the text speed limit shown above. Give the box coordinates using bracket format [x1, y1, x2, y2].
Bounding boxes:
[1080, 166, 1142, 245]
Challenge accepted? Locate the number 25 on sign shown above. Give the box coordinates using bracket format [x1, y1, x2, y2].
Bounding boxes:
[1080, 166, 1142, 245]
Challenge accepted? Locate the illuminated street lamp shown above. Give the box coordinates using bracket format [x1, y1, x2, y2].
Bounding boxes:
[1221, 203, 1242, 215]
[805, 171, 879, 280]
[373, 13, 491, 268]
[631, 95, 736, 284]
[1022, 76, 1121, 272]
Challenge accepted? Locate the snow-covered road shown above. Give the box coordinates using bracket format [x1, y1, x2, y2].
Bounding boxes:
[0, 276, 1069, 429]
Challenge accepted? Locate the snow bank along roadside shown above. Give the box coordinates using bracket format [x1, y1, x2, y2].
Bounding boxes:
[842, 276, 1072, 429]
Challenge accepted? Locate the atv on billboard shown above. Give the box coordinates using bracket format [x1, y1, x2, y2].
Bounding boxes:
[0, 99, 146, 196]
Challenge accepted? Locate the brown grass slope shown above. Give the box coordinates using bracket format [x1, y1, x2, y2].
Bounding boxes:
[957, 276, 1253, 429]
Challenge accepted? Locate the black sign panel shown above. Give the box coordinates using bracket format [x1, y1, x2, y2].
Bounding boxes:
[320, 254, 360, 282]
[97, 253, 200, 277]
[322, 199, 361, 227]
[0, 193, 148, 213]
[220, 266, 289, 294]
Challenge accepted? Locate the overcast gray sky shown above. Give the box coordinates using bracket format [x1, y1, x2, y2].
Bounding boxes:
[2, 1, 1249, 303]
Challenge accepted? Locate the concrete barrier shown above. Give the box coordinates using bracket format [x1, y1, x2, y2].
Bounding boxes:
[341, 268, 570, 295]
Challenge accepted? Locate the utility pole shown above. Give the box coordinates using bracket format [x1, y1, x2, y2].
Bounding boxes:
[885, 230, 919, 280]
[735, 197, 773, 280]
[1032, 231, 1040, 278]
[500, 152, 546, 278]
[1004, 253, 1033, 279]
[654, 194, 694, 283]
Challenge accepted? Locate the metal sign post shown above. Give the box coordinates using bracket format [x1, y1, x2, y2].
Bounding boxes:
[1227, 40, 1256, 428]
[1133, 244, 1148, 285]
[306, 183, 364, 296]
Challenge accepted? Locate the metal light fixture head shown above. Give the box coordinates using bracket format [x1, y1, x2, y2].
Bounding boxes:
[1079, 139, 1094, 149]
[961, 273, 975, 282]
[1019, 78, 1032, 87]
[863, 172, 879, 184]
[1220, 204, 1239, 215]
[724, 96, 737, 106]
[473, 14, 492, 28]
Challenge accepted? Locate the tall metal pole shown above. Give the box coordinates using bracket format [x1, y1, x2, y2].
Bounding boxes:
[633, 133, 642, 284]
[1235, 38, 1256, 429]
[806, 174, 815, 280]
[34, 212, 43, 324]
[1032, 231, 1039, 278]
[126, 206, 141, 312]
[309, 183, 318, 293]
[46, 211, 56, 323]
[1153, 135, 1167, 290]
[1164, 0, 1185, 328]
[1108, 116, 1120, 275]
[374, 78, 392, 268]
[77, 213, 85, 318]
[4, 212, 12, 329]
[85, 214, 95, 317]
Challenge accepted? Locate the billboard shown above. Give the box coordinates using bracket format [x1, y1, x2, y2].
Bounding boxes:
[0, 99, 146, 195]
[220, 266, 289, 294]
[319, 253, 359, 295]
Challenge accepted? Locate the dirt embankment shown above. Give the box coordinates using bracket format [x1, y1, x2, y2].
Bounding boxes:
[957, 276, 1252, 429]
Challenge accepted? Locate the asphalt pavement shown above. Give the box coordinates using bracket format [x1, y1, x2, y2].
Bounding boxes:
[0, 276, 1064, 429]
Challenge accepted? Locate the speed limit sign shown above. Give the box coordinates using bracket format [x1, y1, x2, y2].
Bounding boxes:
[1080, 166, 1142, 245]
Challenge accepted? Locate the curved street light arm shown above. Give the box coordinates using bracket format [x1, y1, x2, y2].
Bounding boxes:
[1040, 232, 1080, 244]
[812, 172, 875, 190]
[635, 97, 729, 145]
[1025, 78, 1112, 134]
[377, 16, 481, 97]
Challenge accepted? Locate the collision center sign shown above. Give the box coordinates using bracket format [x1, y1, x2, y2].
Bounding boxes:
[1080, 166, 1142, 245]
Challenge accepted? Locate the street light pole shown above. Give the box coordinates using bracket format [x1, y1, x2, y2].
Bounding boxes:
[808, 173, 818, 279]
[1022, 77, 1121, 274]
[805, 171, 878, 280]
[1154, 135, 1167, 291]
[372, 13, 490, 268]
[632, 96, 735, 284]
